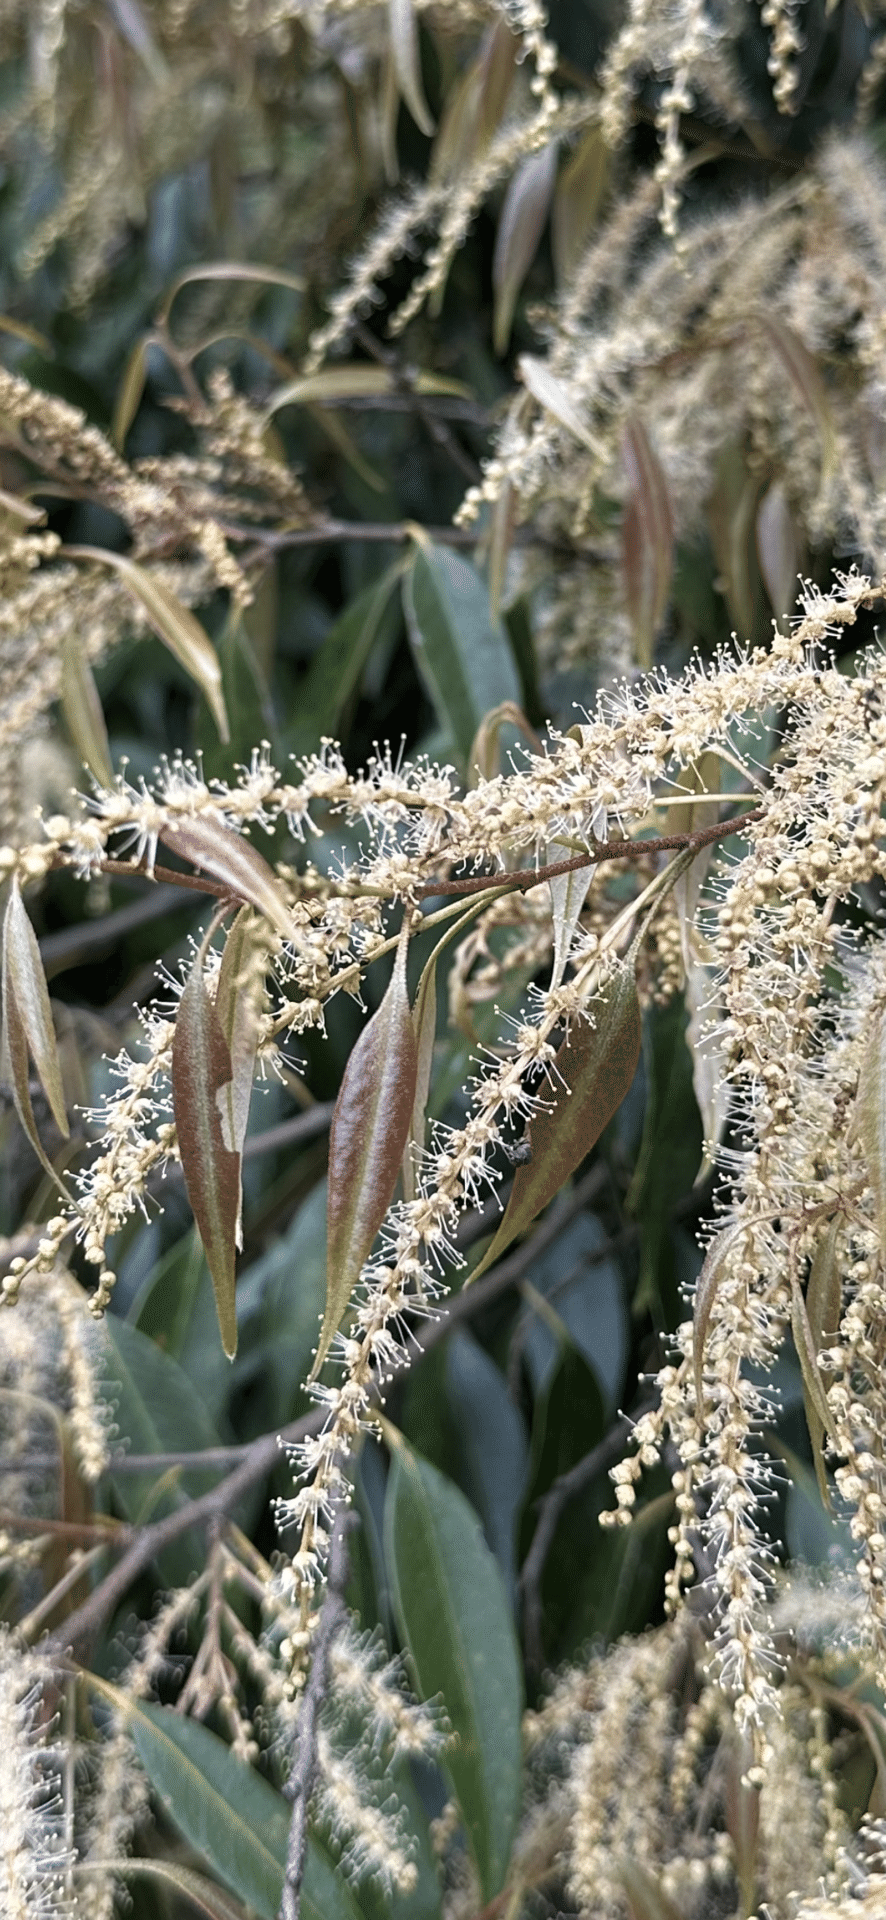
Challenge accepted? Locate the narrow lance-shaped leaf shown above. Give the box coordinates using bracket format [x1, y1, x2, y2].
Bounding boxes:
[552, 123, 609, 285]
[1, 877, 70, 1192]
[622, 416, 674, 670]
[172, 938, 241, 1358]
[403, 896, 495, 1200]
[62, 546, 229, 743]
[60, 631, 114, 788]
[756, 480, 799, 623]
[314, 928, 418, 1378]
[214, 909, 267, 1244]
[760, 315, 836, 485]
[548, 814, 603, 992]
[384, 1433, 523, 1902]
[158, 813, 293, 942]
[469, 957, 642, 1285]
[492, 143, 558, 356]
[519, 353, 600, 456]
[388, 0, 434, 134]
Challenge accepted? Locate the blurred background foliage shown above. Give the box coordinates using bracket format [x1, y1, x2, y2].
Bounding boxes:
[4, 2, 886, 1916]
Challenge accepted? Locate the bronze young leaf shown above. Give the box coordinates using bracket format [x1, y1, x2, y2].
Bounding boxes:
[313, 929, 418, 1380]
[171, 941, 242, 1359]
[469, 959, 642, 1284]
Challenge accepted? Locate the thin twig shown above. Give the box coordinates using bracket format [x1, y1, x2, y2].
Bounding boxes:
[416, 810, 762, 900]
[278, 1506, 356, 1920]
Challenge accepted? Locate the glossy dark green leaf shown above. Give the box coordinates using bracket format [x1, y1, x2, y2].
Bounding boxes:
[172, 944, 241, 1357]
[93, 1687, 362, 1920]
[316, 932, 418, 1377]
[470, 962, 641, 1283]
[446, 1330, 528, 1600]
[290, 563, 403, 757]
[385, 1437, 522, 1902]
[405, 542, 521, 766]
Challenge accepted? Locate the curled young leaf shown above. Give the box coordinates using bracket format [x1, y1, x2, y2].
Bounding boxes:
[62, 546, 229, 743]
[158, 814, 292, 942]
[172, 941, 242, 1358]
[756, 480, 799, 623]
[315, 929, 418, 1378]
[1, 877, 71, 1193]
[469, 960, 642, 1284]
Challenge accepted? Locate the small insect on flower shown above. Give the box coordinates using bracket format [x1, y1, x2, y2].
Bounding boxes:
[502, 1136, 533, 1166]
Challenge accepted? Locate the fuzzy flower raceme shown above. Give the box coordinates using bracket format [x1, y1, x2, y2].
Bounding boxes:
[0, 1631, 76, 1919]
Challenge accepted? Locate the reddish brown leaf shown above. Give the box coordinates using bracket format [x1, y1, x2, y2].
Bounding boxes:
[172, 944, 241, 1358]
[493, 144, 558, 356]
[315, 932, 418, 1378]
[469, 961, 641, 1284]
[159, 814, 293, 941]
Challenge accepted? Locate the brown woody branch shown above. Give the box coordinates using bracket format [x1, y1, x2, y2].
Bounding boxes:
[416, 808, 762, 900]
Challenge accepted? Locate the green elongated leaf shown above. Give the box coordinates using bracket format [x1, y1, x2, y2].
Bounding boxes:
[404, 946, 436, 1204]
[405, 542, 521, 766]
[60, 631, 114, 787]
[384, 1436, 523, 1902]
[88, 1685, 361, 1920]
[519, 353, 601, 456]
[291, 562, 403, 757]
[492, 143, 558, 356]
[469, 962, 642, 1284]
[552, 123, 609, 285]
[403, 896, 493, 1200]
[159, 813, 293, 941]
[266, 365, 467, 418]
[172, 944, 241, 1358]
[1, 878, 70, 1190]
[158, 260, 305, 332]
[62, 545, 229, 742]
[622, 416, 674, 670]
[388, 0, 434, 134]
[111, 334, 148, 450]
[315, 931, 418, 1378]
[790, 1261, 839, 1445]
